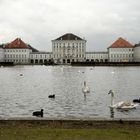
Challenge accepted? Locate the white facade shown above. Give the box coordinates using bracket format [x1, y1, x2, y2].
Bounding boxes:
[52, 41, 86, 64]
[108, 48, 133, 62]
[134, 43, 140, 62]
[0, 46, 4, 62]
[30, 52, 52, 64]
[86, 52, 108, 62]
[4, 48, 32, 64]
[52, 33, 86, 64]
[1, 36, 140, 64]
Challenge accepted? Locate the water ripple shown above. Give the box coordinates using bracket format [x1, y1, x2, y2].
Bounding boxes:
[0, 66, 140, 119]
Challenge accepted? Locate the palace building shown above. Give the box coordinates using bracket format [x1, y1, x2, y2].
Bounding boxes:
[52, 33, 86, 64]
[0, 38, 52, 64]
[0, 33, 140, 64]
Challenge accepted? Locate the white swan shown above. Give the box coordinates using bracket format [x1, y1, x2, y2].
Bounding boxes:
[82, 81, 90, 94]
[108, 90, 138, 109]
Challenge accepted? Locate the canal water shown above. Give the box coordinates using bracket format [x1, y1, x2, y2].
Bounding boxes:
[0, 65, 140, 119]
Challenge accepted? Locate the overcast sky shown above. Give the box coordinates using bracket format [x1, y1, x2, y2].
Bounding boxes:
[0, 0, 140, 51]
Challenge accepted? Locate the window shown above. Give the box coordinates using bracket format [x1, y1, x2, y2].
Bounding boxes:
[82, 46, 84, 51]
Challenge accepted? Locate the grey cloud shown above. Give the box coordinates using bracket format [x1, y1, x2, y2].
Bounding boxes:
[0, 0, 140, 51]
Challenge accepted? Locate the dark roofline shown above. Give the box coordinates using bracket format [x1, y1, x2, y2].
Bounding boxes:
[134, 42, 140, 48]
[27, 44, 39, 52]
[86, 52, 108, 54]
[53, 33, 85, 41]
[5, 48, 30, 49]
[31, 52, 52, 54]
[0, 44, 4, 48]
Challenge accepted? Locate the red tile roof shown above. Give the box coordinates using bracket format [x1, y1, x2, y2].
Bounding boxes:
[109, 37, 134, 48]
[4, 38, 29, 49]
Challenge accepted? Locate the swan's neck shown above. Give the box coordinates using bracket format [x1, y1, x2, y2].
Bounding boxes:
[111, 93, 114, 106]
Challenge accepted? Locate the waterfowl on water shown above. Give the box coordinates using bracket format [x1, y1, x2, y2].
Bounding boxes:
[108, 90, 139, 109]
[32, 109, 44, 117]
[48, 94, 55, 98]
[133, 98, 140, 103]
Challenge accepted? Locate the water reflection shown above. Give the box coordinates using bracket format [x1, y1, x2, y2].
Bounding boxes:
[110, 108, 114, 118]
[84, 93, 87, 101]
[109, 107, 139, 119]
[116, 108, 135, 115]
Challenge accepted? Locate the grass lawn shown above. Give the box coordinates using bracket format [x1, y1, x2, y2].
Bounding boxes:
[0, 127, 139, 140]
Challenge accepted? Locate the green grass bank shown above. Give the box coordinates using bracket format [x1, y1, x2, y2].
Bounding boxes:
[0, 119, 140, 140]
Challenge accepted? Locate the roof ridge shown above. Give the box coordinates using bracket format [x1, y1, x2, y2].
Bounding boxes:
[109, 37, 133, 48]
[54, 33, 84, 41]
[4, 38, 29, 49]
